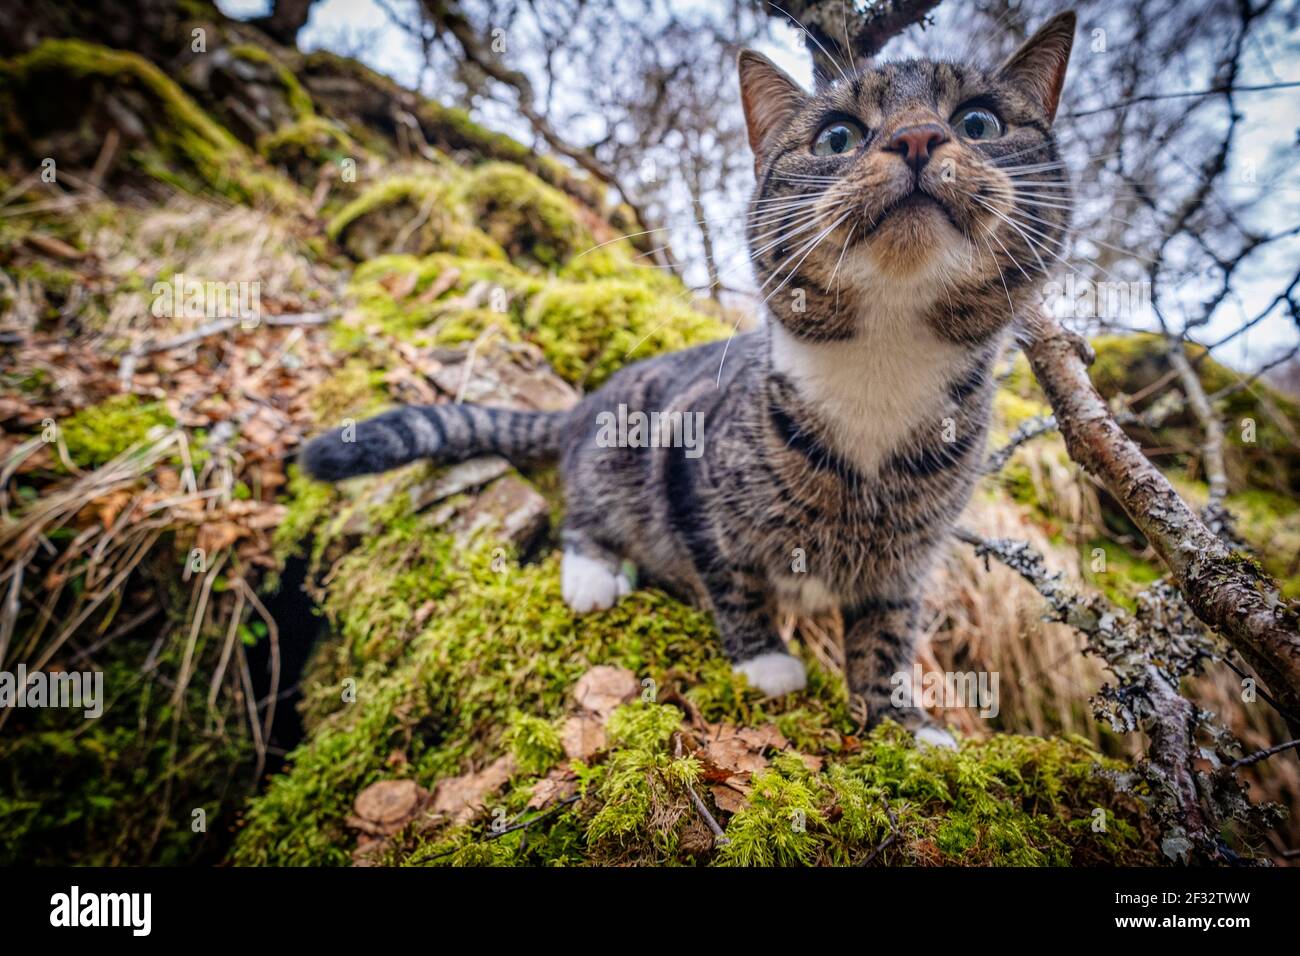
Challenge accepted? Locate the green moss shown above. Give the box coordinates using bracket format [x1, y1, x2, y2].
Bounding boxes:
[524, 279, 728, 389]
[416, 99, 604, 209]
[0, 628, 256, 865]
[326, 176, 506, 262]
[307, 359, 389, 425]
[1173, 480, 1300, 601]
[259, 116, 356, 170]
[1081, 539, 1163, 611]
[456, 162, 593, 269]
[60, 394, 175, 468]
[228, 43, 315, 119]
[505, 713, 564, 776]
[1090, 334, 1300, 496]
[1, 40, 301, 210]
[717, 726, 1152, 866]
[333, 253, 540, 355]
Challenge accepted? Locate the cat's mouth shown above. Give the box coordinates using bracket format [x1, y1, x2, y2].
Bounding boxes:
[865, 189, 962, 236]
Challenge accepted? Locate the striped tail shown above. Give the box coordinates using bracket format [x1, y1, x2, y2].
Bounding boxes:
[299, 404, 567, 481]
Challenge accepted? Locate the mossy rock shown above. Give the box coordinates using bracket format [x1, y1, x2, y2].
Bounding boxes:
[333, 253, 716, 391]
[231, 459, 1159, 867]
[329, 253, 541, 356]
[457, 162, 593, 269]
[416, 98, 605, 211]
[226, 43, 316, 122]
[523, 278, 728, 389]
[326, 175, 506, 262]
[258, 115, 360, 189]
[0, 39, 302, 210]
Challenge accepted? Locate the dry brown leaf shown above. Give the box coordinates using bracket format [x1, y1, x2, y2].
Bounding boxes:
[560, 714, 607, 760]
[526, 769, 578, 810]
[710, 784, 749, 815]
[735, 724, 789, 752]
[572, 665, 640, 718]
[431, 754, 517, 826]
[353, 778, 427, 828]
[698, 729, 769, 778]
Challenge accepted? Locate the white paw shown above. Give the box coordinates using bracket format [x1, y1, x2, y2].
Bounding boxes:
[914, 725, 959, 750]
[735, 652, 807, 697]
[562, 550, 631, 614]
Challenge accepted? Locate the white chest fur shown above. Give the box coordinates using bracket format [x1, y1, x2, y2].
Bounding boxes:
[768, 310, 971, 477]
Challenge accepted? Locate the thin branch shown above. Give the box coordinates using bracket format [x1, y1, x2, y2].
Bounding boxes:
[1022, 311, 1300, 741]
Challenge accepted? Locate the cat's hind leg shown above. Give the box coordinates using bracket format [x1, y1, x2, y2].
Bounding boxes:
[560, 528, 633, 614]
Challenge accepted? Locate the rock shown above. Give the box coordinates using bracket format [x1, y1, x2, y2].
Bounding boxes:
[431, 343, 579, 412]
[452, 475, 550, 550]
[409, 455, 511, 510]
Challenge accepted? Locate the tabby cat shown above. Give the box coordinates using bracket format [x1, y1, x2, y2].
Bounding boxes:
[301, 12, 1077, 747]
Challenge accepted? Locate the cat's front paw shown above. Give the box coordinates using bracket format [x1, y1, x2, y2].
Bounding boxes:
[735, 652, 807, 697]
[561, 550, 632, 614]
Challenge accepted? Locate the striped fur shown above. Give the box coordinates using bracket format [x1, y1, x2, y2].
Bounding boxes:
[302, 15, 1077, 736]
[300, 404, 565, 481]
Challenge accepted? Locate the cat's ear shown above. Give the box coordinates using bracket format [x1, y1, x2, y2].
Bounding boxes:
[738, 50, 805, 170]
[997, 11, 1076, 122]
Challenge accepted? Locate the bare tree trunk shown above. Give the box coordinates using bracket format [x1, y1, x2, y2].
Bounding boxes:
[1023, 312, 1300, 735]
[252, 0, 316, 47]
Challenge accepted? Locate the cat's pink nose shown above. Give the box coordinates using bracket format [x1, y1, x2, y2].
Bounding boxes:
[887, 123, 949, 171]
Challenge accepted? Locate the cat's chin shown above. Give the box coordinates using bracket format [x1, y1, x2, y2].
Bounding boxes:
[861, 204, 963, 277]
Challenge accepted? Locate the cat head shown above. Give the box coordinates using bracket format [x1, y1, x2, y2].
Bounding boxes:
[739, 11, 1075, 344]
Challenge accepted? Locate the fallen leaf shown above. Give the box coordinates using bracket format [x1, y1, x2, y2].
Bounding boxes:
[560, 714, 607, 760]
[710, 784, 749, 815]
[353, 778, 427, 829]
[697, 725, 770, 777]
[572, 665, 640, 718]
[526, 769, 578, 810]
[736, 724, 789, 752]
[431, 754, 516, 826]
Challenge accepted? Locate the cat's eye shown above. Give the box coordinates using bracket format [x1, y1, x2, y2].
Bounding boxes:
[951, 107, 1003, 141]
[812, 120, 866, 156]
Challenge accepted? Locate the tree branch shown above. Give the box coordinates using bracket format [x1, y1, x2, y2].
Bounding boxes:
[773, 0, 941, 80]
[1022, 311, 1300, 739]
